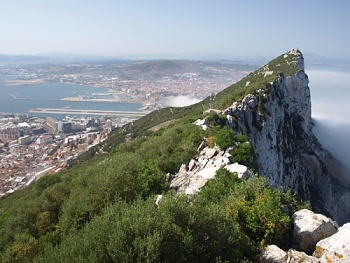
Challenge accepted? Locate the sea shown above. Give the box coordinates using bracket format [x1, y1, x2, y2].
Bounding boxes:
[0, 75, 142, 120]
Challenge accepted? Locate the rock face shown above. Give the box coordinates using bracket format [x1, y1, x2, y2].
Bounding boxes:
[225, 51, 350, 224]
[292, 209, 338, 254]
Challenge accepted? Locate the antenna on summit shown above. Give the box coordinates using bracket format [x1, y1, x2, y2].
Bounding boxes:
[210, 93, 216, 109]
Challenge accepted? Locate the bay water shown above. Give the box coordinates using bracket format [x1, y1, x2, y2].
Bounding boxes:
[0, 75, 142, 119]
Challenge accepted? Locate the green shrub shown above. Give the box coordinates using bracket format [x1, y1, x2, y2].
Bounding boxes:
[231, 141, 253, 166]
[215, 128, 235, 151]
[226, 177, 291, 249]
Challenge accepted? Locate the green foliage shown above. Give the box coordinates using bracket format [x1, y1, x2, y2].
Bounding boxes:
[206, 112, 227, 127]
[35, 194, 254, 263]
[197, 167, 239, 203]
[230, 141, 254, 166]
[233, 134, 249, 143]
[226, 177, 291, 249]
[215, 128, 235, 151]
[0, 52, 308, 262]
[2, 233, 39, 263]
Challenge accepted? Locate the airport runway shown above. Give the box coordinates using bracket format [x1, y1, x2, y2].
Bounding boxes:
[27, 108, 150, 117]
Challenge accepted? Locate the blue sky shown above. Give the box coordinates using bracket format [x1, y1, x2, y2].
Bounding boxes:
[1, 0, 349, 58]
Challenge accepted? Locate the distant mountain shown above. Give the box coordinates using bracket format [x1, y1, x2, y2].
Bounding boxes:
[0, 54, 55, 64]
[304, 53, 350, 71]
[0, 53, 120, 65]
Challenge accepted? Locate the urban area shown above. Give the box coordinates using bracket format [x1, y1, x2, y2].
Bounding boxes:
[0, 59, 257, 196]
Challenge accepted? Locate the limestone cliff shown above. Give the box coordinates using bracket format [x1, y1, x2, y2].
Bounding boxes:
[225, 50, 350, 224]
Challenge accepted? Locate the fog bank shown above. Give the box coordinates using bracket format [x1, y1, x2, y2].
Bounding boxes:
[308, 70, 350, 169]
[163, 95, 201, 107]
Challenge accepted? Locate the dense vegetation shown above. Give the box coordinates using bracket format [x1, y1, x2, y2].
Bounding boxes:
[0, 52, 307, 262]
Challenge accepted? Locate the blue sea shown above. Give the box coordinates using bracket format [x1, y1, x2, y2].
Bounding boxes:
[0, 75, 142, 119]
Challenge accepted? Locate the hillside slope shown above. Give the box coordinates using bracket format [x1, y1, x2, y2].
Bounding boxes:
[0, 50, 349, 262]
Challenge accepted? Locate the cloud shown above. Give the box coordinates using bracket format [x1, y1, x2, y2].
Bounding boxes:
[308, 70, 350, 169]
[163, 95, 201, 107]
[312, 118, 350, 167]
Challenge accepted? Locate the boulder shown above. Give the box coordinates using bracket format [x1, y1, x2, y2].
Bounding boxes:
[292, 209, 338, 254]
[194, 118, 209, 130]
[225, 162, 252, 179]
[260, 246, 319, 263]
[200, 146, 217, 159]
[155, 195, 163, 206]
[188, 159, 197, 171]
[284, 249, 319, 263]
[183, 167, 220, 195]
[260, 245, 286, 263]
[313, 223, 350, 262]
[197, 140, 206, 153]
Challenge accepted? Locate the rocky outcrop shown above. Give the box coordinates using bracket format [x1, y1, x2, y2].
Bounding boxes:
[260, 209, 349, 263]
[260, 245, 287, 263]
[169, 145, 252, 194]
[261, 247, 320, 263]
[313, 223, 350, 262]
[292, 209, 338, 254]
[225, 51, 350, 224]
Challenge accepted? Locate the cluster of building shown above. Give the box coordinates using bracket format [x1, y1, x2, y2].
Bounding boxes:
[0, 114, 45, 141]
[0, 61, 254, 104]
[0, 113, 135, 196]
[0, 60, 257, 196]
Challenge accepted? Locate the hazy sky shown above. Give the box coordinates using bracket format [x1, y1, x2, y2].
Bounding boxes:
[1, 0, 349, 58]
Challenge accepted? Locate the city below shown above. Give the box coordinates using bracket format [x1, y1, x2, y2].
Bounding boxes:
[0, 59, 258, 196]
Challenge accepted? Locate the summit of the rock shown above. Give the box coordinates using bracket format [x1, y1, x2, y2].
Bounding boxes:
[222, 50, 350, 223]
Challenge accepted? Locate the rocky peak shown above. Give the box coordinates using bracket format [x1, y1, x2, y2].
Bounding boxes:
[224, 50, 350, 224]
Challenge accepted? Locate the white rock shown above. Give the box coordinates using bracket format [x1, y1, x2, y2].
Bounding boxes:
[203, 147, 217, 159]
[197, 140, 206, 153]
[225, 162, 252, 179]
[188, 159, 197, 171]
[178, 163, 187, 177]
[260, 246, 320, 263]
[292, 209, 338, 253]
[313, 222, 350, 262]
[284, 249, 319, 263]
[194, 118, 209, 130]
[260, 245, 286, 263]
[155, 195, 163, 206]
[183, 167, 220, 195]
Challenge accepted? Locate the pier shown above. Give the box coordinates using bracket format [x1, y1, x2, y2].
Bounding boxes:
[27, 108, 150, 117]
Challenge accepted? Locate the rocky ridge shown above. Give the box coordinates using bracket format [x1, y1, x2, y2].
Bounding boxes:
[169, 50, 350, 224]
[224, 50, 350, 224]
